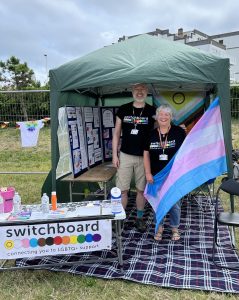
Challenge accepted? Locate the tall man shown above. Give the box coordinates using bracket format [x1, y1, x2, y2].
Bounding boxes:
[112, 83, 156, 232]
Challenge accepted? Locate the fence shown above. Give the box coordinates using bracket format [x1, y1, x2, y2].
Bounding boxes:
[0, 89, 239, 124]
[231, 85, 239, 120]
[0, 90, 50, 124]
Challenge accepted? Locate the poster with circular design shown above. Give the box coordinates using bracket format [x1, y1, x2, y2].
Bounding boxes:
[172, 92, 185, 104]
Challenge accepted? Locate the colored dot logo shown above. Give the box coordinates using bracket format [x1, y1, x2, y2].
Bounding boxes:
[77, 235, 85, 244]
[4, 234, 102, 250]
[4, 240, 14, 250]
[70, 235, 78, 244]
[54, 236, 62, 245]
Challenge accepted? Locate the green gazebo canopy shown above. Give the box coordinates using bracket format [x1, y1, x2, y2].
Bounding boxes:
[49, 34, 232, 191]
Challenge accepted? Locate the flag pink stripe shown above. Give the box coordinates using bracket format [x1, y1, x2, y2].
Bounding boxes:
[158, 140, 225, 201]
[145, 193, 158, 211]
[177, 125, 223, 160]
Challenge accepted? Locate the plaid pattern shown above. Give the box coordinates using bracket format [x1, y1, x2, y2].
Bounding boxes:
[17, 196, 239, 293]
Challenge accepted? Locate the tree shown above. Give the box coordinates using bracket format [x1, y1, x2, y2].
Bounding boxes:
[0, 56, 42, 120]
[0, 56, 40, 90]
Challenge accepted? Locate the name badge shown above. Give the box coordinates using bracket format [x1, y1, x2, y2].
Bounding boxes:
[131, 129, 139, 135]
[159, 154, 168, 161]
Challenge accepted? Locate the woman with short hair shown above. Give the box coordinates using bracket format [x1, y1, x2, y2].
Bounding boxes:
[143, 104, 186, 241]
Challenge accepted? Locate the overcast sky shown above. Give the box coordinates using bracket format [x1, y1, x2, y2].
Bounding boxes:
[1, 0, 238, 84]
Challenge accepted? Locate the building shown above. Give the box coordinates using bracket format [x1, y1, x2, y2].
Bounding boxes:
[118, 28, 239, 83]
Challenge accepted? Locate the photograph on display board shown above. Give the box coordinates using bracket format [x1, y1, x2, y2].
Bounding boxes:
[86, 122, 94, 144]
[72, 148, 81, 174]
[88, 144, 95, 166]
[70, 123, 79, 149]
[66, 107, 77, 119]
[76, 107, 88, 170]
[93, 128, 99, 148]
[83, 107, 102, 168]
[100, 107, 119, 161]
[104, 139, 113, 159]
[66, 106, 88, 178]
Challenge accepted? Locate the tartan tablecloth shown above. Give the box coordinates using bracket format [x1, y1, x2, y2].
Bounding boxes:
[17, 196, 239, 293]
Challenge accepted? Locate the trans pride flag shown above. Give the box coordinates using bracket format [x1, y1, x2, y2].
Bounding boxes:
[144, 97, 228, 231]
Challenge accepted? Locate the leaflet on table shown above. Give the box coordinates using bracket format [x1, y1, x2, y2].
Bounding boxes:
[101, 200, 112, 215]
[67, 202, 112, 217]
[76, 204, 101, 216]
[1, 202, 114, 221]
[8, 211, 32, 221]
[5, 208, 69, 221]
[30, 208, 68, 220]
[15, 205, 107, 219]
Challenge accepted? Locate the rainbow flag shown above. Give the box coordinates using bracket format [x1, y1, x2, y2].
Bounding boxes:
[144, 97, 227, 231]
[153, 91, 205, 125]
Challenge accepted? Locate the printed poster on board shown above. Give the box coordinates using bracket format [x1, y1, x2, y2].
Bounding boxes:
[66, 106, 88, 177]
[83, 107, 102, 167]
[100, 107, 119, 161]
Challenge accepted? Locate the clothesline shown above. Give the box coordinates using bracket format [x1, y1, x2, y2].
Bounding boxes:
[0, 118, 50, 128]
[0, 119, 51, 147]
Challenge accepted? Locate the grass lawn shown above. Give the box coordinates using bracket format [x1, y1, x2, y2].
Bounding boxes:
[0, 123, 238, 300]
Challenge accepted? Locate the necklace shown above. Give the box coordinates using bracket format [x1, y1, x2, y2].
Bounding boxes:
[132, 104, 145, 129]
[158, 126, 171, 154]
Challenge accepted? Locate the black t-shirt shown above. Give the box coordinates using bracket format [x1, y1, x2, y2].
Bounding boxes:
[117, 102, 156, 156]
[144, 125, 186, 176]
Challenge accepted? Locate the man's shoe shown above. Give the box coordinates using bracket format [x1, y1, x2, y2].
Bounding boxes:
[135, 218, 146, 233]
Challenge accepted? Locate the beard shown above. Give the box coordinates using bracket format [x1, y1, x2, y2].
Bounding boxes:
[134, 98, 145, 103]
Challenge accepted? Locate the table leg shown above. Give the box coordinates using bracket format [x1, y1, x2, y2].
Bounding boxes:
[69, 182, 72, 202]
[104, 182, 107, 200]
[115, 219, 123, 271]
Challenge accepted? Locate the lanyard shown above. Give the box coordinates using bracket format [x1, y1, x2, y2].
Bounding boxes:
[132, 105, 145, 128]
[158, 126, 170, 154]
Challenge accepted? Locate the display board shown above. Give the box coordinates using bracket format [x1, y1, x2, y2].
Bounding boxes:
[66, 106, 102, 177]
[100, 107, 119, 161]
[56, 107, 72, 179]
[65, 106, 118, 177]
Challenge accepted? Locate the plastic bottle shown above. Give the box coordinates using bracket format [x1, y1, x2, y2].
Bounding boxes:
[13, 192, 21, 214]
[110, 187, 122, 214]
[41, 193, 50, 214]
[0, 194, 4, 214]
[51, 191, 57, 211]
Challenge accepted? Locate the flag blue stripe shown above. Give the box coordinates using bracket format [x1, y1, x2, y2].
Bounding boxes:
[207, 97, 219, 110]
[155, 155, 227, 231]
[146, 154, 176, 198]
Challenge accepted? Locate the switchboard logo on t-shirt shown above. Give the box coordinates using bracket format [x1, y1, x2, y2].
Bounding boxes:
[123, 116, 148, 124]
[150, 140, 176, 149]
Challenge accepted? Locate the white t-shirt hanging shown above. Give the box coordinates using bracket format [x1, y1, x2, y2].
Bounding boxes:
[17, 120, 44, 147]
